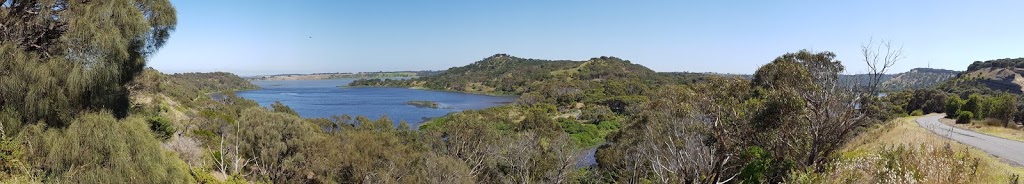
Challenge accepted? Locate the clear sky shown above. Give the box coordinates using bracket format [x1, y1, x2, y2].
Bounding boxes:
[150, 0, 1024, 76]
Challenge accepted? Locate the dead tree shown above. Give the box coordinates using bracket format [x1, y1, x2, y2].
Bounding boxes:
[861, 38, 905, 95]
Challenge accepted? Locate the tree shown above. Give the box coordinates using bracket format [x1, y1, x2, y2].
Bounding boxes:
[597, 78, 755, 183]
[945, 95, 966, 118]
[755, 50, 866, 170]
[906, 89, 947, 113]
[963, 94, 984, 119]
[991, 94, 1018, 127]
[497, 131, 579, 183]
[957, 111, 974, 124]
[861, 38, 905, 95]
[0, 0, 177, 127]
[423, 113, 501, 180]
[519, 108, 561, 135]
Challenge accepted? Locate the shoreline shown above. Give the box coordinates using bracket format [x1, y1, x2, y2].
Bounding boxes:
[343, 85, 519, 97]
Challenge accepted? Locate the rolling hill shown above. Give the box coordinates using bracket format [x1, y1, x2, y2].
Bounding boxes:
[940, 58, 1024, 95]
[881, 68, 959, 91]
[350, 54, 669, 95]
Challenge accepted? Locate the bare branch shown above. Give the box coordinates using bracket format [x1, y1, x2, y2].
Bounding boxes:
[861, 38, 906, 95]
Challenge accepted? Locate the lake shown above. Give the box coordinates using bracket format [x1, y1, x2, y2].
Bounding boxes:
[237, 79, 516, 127]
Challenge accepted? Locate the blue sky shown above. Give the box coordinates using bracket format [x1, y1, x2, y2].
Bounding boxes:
[150, 1, 1024, 76]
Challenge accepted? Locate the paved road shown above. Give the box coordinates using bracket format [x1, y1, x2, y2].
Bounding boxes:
[916, 114, 1024, 166]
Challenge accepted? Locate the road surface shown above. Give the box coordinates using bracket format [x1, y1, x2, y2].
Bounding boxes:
[916, 114, 1024, 166]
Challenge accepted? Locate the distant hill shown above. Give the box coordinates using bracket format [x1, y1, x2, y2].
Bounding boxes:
[939, 58, 1024, 95]
[168, 72, 260, 92]
[350, 54, 745, 120]
[838, 74, 895, 89]
[130, 69, 259, 103]
[350, 54, 675, 95]
[658, 72, 751, 84]
[249, 71, 442, 81]
[829, 68, 956, 92]
[881, 68, 959, 91]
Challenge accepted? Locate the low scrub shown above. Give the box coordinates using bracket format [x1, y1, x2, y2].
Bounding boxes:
[957, 111, 974, 124]
[910, 109, 924, 116]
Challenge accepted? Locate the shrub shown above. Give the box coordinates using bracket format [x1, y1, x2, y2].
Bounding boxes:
[910, 109, 924, 116]
[946, 96, 965, 118]
[597, 120, 622, 130]
[30, 112, 192, 183]
[148, 115, 176, 140]
[739, 147, 771, 183]
[957, 111, 974, 124]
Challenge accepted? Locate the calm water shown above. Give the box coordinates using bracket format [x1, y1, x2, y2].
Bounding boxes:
[237, 79, 515, 127]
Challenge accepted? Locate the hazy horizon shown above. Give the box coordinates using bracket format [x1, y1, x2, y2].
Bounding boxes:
[151, 1, 1024, 76]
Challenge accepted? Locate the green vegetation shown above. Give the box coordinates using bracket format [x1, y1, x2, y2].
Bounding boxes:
[910, 109, 924, 116]
[0, 0, 185, 182]
[946, 95, 967, 118]
[0, 0, 1019, 182]
[958, 111, 974, 124]
[407, 100, 440, 109]
[147, 115, 176, 140]
[881, 88, 948, 117]
[125, 49, 1011, 183]
[966, 58, 1024, 72]
[0, 0, 176, 125]
[28, 113, 192, 183]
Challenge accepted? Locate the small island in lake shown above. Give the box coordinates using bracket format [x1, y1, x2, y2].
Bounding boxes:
[406, 100, 440, 109]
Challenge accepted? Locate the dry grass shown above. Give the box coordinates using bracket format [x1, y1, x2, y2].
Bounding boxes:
[939, 118, 1024, 142]
[789, 116, 1024, 184]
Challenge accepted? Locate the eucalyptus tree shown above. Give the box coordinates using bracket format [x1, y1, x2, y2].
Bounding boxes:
[752, 50, 867, 171]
